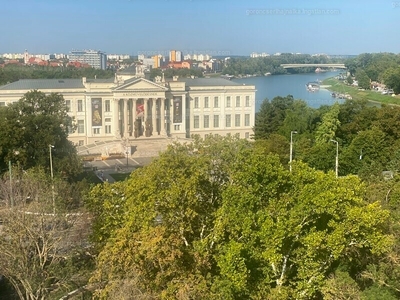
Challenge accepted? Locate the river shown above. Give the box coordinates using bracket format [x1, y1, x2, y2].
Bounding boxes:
[232, 71, 343, 111]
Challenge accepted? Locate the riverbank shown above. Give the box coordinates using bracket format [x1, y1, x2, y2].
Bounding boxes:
[322, 77, 400, 105]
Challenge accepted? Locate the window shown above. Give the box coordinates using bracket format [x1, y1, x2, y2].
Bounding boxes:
[226, 96, 231, 108]
[77, 100, 83, 112]
[194, 115, 199, 128]
[77, 120, 84, 133]
[65, 100, 71, 112]
[78, 140, 84, 146]
[245, 114, 250, 126]
[93, 128, 100, 134]
[194, 97, 199, 108]
[213, 115, 219, 128]
[204, 97, 209, 108]
[105, 118, 111, 122]
[174, 124, 180, 131]
[214, 96, 219, 108]
[245, 96, 250, 107]
[105, 100, 111, 112]
[204, 115, 209, 128]
[235, 96, 240, 107]
[245, 132, 250, 139]
[235, 114, 241, 127]
[105, 125, 112, 134]
[225, 114, 231, 127]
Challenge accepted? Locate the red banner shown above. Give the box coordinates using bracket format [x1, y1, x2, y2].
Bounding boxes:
[136, 103, 144, 117]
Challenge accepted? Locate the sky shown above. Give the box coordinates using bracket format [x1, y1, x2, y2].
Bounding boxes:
[2, 0, 399, 56]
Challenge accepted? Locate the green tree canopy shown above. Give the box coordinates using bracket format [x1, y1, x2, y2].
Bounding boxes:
[87, 136, 392, 299]
[0, 90, 81, 179]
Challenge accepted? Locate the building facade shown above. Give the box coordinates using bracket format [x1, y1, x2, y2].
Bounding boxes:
[0, 74, 256, 145]
[68, 50, 107, 70]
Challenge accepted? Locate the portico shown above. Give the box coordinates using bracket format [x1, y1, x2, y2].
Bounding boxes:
[112, 78, 169, 139]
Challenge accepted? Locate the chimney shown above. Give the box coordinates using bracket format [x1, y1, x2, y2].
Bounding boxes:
[82, 77, 86, 84]
[173, 75, 179, 81]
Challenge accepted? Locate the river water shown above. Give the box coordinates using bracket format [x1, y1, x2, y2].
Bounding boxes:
[232, 71, 343, 111]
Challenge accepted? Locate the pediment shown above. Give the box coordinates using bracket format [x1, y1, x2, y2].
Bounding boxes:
[114, 78, 168, 92]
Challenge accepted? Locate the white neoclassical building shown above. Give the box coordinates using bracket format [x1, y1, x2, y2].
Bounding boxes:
[0, 73, 256, 146]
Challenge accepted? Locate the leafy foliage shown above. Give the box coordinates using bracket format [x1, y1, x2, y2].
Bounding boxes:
[0, 90, 81, 179]
[87, 136, 392, 299]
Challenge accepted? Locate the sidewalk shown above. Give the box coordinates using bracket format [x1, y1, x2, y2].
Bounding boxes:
[95, 170, 115, 183]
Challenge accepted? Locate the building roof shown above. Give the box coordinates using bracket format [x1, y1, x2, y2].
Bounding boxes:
[86, 78, 115, 83]
[0, 79, 85, 90]
[178, 77, 243, 87]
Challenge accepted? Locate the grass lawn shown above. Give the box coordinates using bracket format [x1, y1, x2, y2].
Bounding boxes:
[109, 173, 131, 181]
[322, 77, 400, 105]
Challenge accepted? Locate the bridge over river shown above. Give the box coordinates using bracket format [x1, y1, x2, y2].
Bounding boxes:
[281, 63, 346, 69]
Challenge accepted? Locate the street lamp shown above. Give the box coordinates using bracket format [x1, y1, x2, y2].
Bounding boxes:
[126, 147, 129, 168]
[331, 139, 339, 178]
[289, 131, 298, 172]
[49, 145, 55, 214]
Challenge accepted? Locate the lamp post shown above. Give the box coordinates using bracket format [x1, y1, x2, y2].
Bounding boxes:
[289, 131, 298, 172]
[331, 139, 339, 178]
[126, 148, 129, 168]
[49, 145, 55, 214]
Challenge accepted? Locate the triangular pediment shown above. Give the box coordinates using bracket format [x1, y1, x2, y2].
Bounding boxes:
[114, 77, 168, 92]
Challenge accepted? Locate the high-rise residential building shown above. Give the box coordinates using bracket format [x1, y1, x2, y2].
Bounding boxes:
[68, 50, 107, 70]
[175, 51, 182, 62]
[169, 50, 176, 62]
[152, 55, 161, 68]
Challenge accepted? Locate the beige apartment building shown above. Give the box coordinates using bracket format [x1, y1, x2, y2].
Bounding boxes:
[0, 73, 256, 146]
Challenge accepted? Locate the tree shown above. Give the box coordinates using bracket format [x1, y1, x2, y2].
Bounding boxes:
[87, 137, 392, 299]
[0, 90, 81, 179]
[315, 102, 341, 144]
[88, 135, 250, 299]
[0, 168, 93, 300]
[212, 154, 391, 298]
[355, 68, 371, 90]
[347, 75, 354, 85]
[253, 95, 295, 140]
[382, 67, 400, 95]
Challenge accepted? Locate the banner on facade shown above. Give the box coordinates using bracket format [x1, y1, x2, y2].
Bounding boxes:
[136, 102, 144, 118]
[91, 98, 102, 127]
[173, 96, 182, 123]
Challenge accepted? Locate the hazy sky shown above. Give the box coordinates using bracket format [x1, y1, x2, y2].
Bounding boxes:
[2, 0, 399, 56]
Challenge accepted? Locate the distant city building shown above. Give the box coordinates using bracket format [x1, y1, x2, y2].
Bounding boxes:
[169, 50, 177, 62]
[2, 53, 25, 60]
[184, 54, 211, 61]
[250, 52, 270, 58]
[167, 61, 191, 69]
[68, 50, 107, 70]
[152, 55, 161, 68]
[175, 51, 182, 62]
[24, 50, 29, 64]
[107, 54, 131, 60]
[142, 57, 155, 68]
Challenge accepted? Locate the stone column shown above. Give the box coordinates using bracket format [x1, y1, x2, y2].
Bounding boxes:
[152, 98, 157, 136]
[123, 98, 129, 138]
[144, 98, 149, 137]
[113, 98, 120, 138]
[160, 98, 166, 136]
[132, 98, 137, 137]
